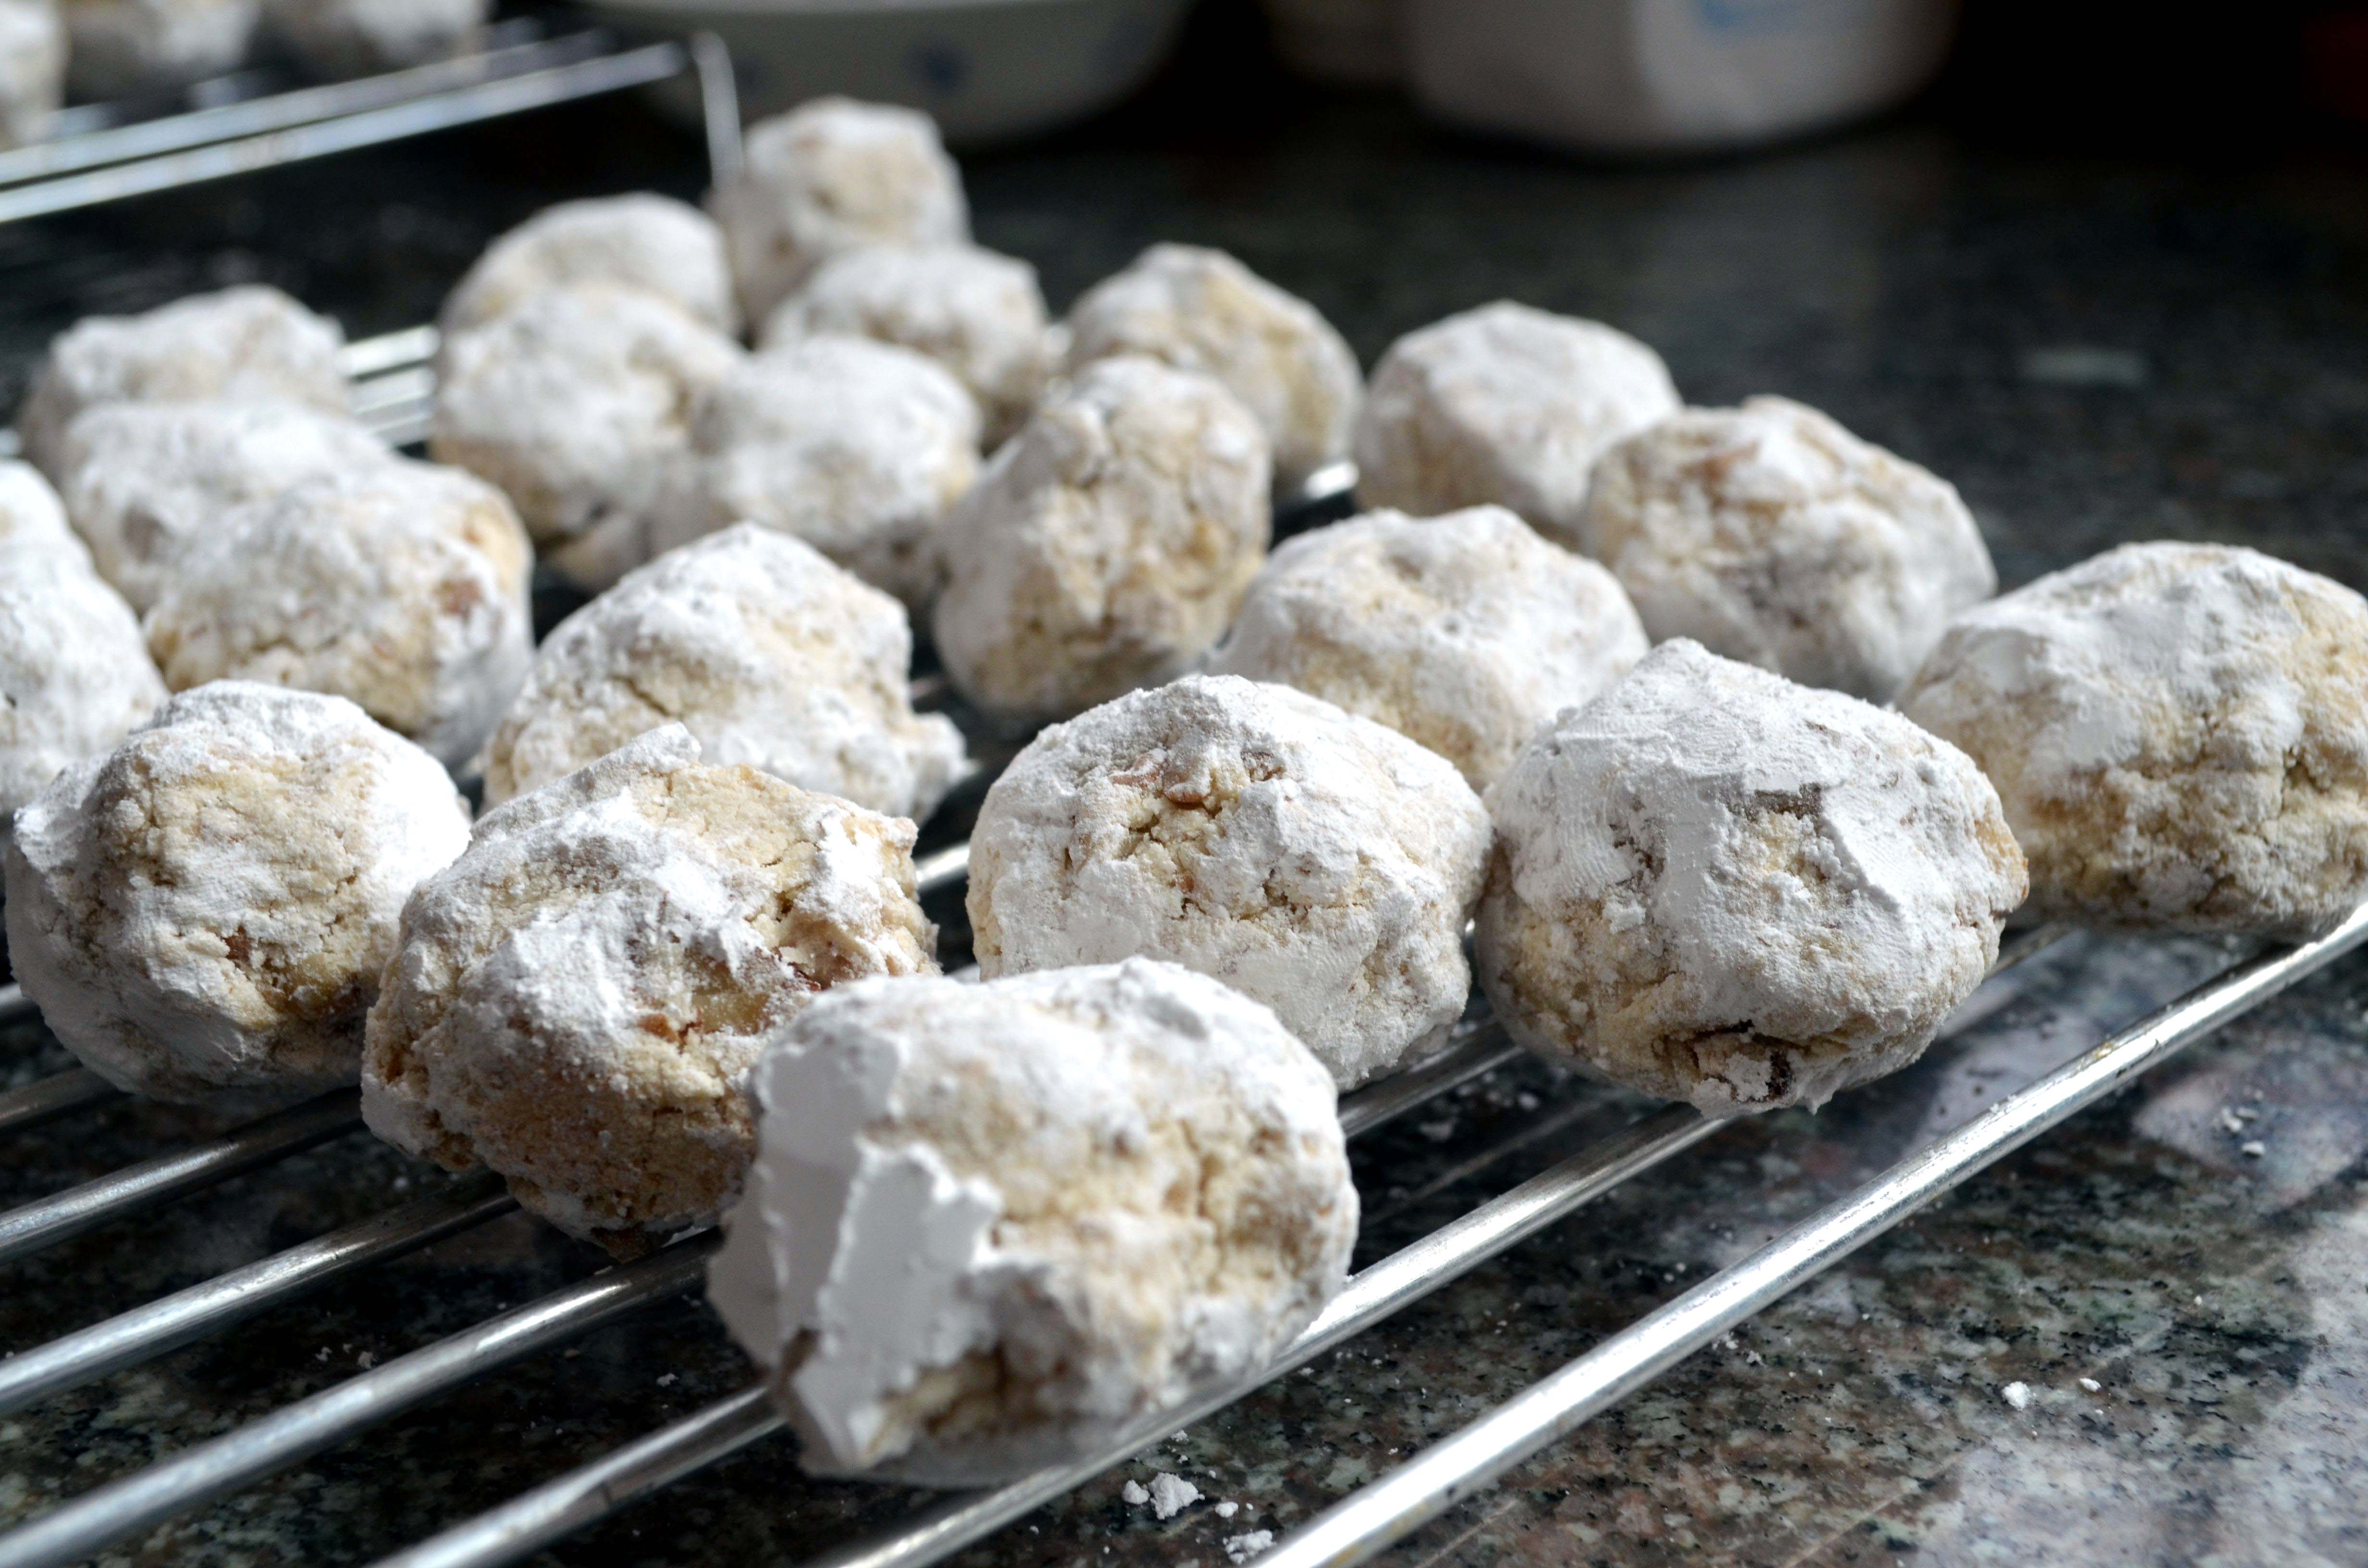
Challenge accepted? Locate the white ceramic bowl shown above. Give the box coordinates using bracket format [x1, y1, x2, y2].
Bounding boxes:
[584, 0, 1194, 146]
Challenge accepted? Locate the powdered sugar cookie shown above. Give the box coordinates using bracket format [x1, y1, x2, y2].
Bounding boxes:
[5, 682, 469, 1104]
[361, 726, 937, 1255]
[1899, 541, 2368, 936]
[969, 674, 1490, 1088]
[709, 958, 1355, 1485]
[1210, 504, 1646, 790]
[1478, 639, 2026, 1115]
[440, 194, 740, 338]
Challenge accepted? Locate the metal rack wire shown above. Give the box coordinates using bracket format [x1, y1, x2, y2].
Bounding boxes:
[0, 16, 742, 229]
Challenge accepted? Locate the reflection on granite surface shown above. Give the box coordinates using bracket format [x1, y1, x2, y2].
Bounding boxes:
[6, 40, 2368, 1568]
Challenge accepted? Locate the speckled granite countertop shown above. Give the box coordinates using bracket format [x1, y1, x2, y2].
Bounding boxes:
[7, 21, 2368, 1568]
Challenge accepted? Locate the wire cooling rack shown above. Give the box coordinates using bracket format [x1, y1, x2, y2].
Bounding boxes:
[0, 340, 2362, 1564]
[0, 14, 743, 230]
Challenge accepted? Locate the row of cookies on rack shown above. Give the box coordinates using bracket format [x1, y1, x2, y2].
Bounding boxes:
[8, 93, 2368, 1489]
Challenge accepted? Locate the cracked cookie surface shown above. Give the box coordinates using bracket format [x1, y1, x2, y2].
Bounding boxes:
[968, 674, 1488, 1087]
[362, 727, 937, 1255]
[1478, 639, 2026, 1115]
[1899, 541, 2368, 935]
[708, 957, 1356, 1485]
[5, 682, 469, 1104]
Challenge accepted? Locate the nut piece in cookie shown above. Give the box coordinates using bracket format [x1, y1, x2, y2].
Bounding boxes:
[429, 282, 745, 569]
[969, 674, 1490, 1088]
[1063, 243, 1361, 492]
[483, 524, 967, 822]
[0, 551, 166, 843]
[708, 97, 970, 328]
[0, 0, 65, 150]
[5, 682, 470, 1105]
[1353, 300, 1677, 542]
[440, 194, 741, 341]
[935, 356, 1271, 725]
[56, 400, 391, 612]
[1899, 541, 2368, 936]
[1578, 396, 1996, 703]
[651, 334, 979, 610]
[143, 458, 533, 769]
[708, 957, 1357, 1485]
[1478, 639, 2026, 1115]
[261, 0, 485, 78]
[1210, 504, 1646, 791]
[763, 242, 1048, 448]
[362, 726, 938, 1256]
[16, 286, 347, 478]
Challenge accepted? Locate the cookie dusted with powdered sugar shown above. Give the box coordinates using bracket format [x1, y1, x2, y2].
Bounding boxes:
[440, 194, 740, 338]
[934, 356, 1270, 725]
[429, 283, 744, 573]
[969, 674, 1489, 1089]
[0, 459, 91, 568]
[1578, 396, 1996, 703]
[709, 958, 1357, 1486]
[55, 400, 391, 612]
[0, 0, 64, 150]
[362, 727, 937, 1256]
[1063, 244, 1360, 491]
[17, 286, 347, 478]
[652, 334, 978, 609]
[1209, 504, 1647, 791]
[762, 243, 1048, 446]
[1479, 639, 2026, 1115]
[708, 97, 970, 327]
[6, 683, 469, 1104]
[0, 553, 165, 842]
[61, 0, 257, 99]
[1353, 301, 1677, 542]
[483, 524, 966, 821]
[143, 459, 533, 769]
[1899, 542, 2368, 936]
[261, 0, 483, 77]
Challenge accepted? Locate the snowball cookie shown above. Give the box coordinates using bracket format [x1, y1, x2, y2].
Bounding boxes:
[7, 683, 469, 1104]
[0, 458, 92, 568]
[483, 525, 967, 821]
[261, 0, 484, 78]
[429, 282, 745, 554]
[0, 553, 166, 843]
[1063, 244, 1361, 493]
[708, 96, 970, 326]
[55, 400, 389, 612]
[709, 958, 1356, 1484]
[0, 0, 64, 150]
[16, 285, 347, 478]
[439, 194, 740, 339]
[60, 0, 258, 99]
[934, 357, 1271, 726]
[1899, 542, 2368, 937]
[970, 675, 1489, 1088]
[1478, 640, 2026, 1115]
[1353, 301, 1678, 544]
[761, 242, 1048, 447]
[361, 726, 938, 1255]
[1577, 397, 1996, 703]
[651, 334, 979, 609]
[1210, 505, 1647, 792]
[143, 460, 532, 769]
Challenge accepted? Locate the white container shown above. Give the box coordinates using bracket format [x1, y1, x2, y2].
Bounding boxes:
[582, 0, 1194, 146]
[1404, 0, 1958, 156]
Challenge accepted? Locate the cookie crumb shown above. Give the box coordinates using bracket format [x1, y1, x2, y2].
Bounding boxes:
[2001, 1381, 2033, 1410]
